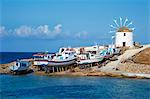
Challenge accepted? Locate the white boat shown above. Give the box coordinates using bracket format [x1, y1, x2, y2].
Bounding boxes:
[48, 50, 77, 66]
[33, 53, 54, 66]
[9, 60, 31, 71]
[77, 53, 103, 65]
[48, 59, 76, 66]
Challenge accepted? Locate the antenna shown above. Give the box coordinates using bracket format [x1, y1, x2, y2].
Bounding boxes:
[94, 42, 99, 51]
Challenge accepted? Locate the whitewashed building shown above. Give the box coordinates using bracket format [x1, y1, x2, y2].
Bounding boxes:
[115, 27, 133, 47]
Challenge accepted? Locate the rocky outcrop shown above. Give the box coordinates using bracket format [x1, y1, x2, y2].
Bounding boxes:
[0, 62, 14, 74]
[118, 47, 150, 74]
[132, 48, 150, 65]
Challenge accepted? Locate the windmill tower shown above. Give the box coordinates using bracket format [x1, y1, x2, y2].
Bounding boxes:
[110, 17, 135, 47]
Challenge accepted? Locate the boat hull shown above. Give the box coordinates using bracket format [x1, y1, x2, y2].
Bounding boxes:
[77, 58, 103, 65]
[48, 59, 76, 66]
[34, 60, 48, 66]
[9, 65, 29, 71]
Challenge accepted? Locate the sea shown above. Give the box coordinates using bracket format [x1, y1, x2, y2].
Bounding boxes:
[0, 52, 150, 98]
[0, 74, 150, 99]
[0, 52, 36, 64]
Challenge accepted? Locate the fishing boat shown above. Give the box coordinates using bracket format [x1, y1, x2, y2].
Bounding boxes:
[77, 52, 103, 65]
[9, 60, 31, 72]
[48, 50, 77, 66]
[33, 53, 54, 66]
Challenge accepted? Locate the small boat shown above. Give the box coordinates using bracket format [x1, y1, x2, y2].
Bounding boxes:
[9, 60, 31, 72]
[77, 53, 103, 65]
[33, 53, 54, 66]
[48, 50, 77, 66]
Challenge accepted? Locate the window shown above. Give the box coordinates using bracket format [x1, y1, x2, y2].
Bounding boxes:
[16, 63, 19, 66]
[21, 63, 27, 67]
[124, 33, 126, 36]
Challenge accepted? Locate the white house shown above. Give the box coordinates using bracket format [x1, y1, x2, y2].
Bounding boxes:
[115, 27, 133, 47]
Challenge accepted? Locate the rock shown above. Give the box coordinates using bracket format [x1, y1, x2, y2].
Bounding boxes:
[118, 62, 150, 74]
[132, 48, 150, 65]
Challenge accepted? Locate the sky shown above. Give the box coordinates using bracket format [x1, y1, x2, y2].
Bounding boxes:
[0, 0, 150, 52]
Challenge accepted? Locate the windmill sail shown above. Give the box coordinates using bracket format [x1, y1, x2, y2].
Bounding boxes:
[113, 20, 119, 27]
[109, 30, 116, 33]
[110, 17, 134, 34]
[120, 17, 122, 27]
[110, 24, 117, 29]
[126, 21, 133, 27]
[123, 18, 128, 26]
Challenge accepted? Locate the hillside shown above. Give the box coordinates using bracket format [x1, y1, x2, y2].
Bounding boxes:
[118, 47, 150, 74]
[132, 48, 150, 65]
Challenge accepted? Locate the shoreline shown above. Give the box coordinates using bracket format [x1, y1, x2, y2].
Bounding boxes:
[1, 64, 149, 79]
[1, 63, 149, 79]
[1, 69, 149, 79]
[33, 70, 150, 79]
[0, 45, 150, 79]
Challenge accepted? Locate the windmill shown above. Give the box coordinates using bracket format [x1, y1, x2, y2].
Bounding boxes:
[109, 17, 135, 47]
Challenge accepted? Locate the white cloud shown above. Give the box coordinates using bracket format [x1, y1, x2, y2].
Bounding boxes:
[0, 26, 5, 33]
[0, 24, 88, 39]
[54, 24, 62, 33]
[0, 26, 6, 37]
[12, 24, 63, 38]
[36, 25, 49, 34]
[75, 31, 88, 38]
[14, 25, 32, 37]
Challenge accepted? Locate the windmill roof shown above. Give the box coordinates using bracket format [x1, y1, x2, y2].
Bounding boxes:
[117, 27, 133, 32]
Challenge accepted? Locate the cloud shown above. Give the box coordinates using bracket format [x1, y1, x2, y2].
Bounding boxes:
[75, 31, 88, 38]
[12, 24, 63, 38]
[0, 24, 88, 39]
[36, 25, 49, 34]
[35, 25, 51, 38]
[0, 26, 7, 37]
[14, 25, 32, 37]
[0, 26, 5, 33]
[54, 24, 62, 33]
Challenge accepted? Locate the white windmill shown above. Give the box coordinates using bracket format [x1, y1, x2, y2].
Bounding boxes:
[109, 17, 135, 47]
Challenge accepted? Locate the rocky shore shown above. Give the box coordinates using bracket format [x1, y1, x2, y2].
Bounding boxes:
[0, 62, 14, 74]
[0, 62, 149, 79]
[33, 68, 149, 79]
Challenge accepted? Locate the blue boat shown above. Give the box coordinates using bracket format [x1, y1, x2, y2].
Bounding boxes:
[9, 60, 31, 72]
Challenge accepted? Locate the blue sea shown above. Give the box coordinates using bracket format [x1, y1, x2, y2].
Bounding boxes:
[0, 52, 150, 98]
[0, 74, 150, 99]
[0, 52, 36, 64]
